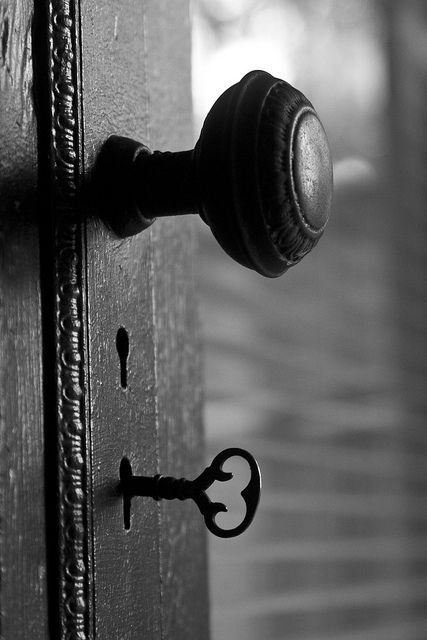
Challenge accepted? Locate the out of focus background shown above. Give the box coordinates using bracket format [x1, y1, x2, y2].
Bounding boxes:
[191, 1, 427, 639]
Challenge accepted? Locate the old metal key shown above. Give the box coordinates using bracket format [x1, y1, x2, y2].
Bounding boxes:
[119, 447, 261, 538]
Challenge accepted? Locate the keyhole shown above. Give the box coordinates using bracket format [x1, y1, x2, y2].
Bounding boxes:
[116, 327, 129, 389]
[120, 457, 132, 530]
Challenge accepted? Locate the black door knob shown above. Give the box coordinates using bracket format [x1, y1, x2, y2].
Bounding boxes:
[93, 70, 333, 277]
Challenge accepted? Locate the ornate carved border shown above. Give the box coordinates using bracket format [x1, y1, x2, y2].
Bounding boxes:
[47, 0, 91, 637]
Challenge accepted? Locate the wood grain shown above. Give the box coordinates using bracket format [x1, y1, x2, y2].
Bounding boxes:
[0, 0, 48, 637]
[82, 0, 208, 637]
[82, 1, 161, 637]
[146, 1, 210, 638]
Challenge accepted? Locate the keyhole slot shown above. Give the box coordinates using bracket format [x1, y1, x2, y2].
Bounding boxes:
[120, 457, 132, 530]
[116, 327, 129, 389]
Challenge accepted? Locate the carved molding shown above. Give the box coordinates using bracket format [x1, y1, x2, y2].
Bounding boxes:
[48, 0, 90, 637]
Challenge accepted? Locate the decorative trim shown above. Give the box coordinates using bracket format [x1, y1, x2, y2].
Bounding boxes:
[47, 0, 91, 637]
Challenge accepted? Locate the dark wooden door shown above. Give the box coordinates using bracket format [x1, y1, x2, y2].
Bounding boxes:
[0, 1, 209, 638]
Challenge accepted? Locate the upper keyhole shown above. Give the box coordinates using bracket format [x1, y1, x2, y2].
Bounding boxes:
[116, 327, 129, 389]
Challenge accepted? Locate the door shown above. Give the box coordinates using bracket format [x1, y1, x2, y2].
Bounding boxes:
[0, 1, 209, 638]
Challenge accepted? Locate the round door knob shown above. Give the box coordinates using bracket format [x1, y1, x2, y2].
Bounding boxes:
[93, 70, 333, 278]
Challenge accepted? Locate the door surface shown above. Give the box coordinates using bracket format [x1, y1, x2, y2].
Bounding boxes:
[0, 1, 209, 638]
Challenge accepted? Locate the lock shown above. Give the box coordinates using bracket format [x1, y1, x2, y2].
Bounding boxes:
[92, 70, 333, 277]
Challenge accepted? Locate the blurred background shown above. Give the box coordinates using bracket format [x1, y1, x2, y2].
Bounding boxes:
[191, 1, 427, 639]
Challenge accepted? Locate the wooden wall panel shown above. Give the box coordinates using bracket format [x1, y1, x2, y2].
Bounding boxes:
[0, 1, 48, 637]
[146, 2, 210, 638]
[81, 1, 161, 637]
[1, 1, 207, 638]
[81, 0, 209, 638]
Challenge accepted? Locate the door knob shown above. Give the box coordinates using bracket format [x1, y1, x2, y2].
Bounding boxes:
[93, 70, 333, 277]
[120, 447, 261, 538]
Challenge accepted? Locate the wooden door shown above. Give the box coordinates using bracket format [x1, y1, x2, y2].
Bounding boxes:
[0, 1, 209, 638]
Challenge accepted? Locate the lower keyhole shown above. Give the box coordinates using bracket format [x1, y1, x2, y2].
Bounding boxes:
[120, 457, 132, 530]
[116, 327, 129, 389]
